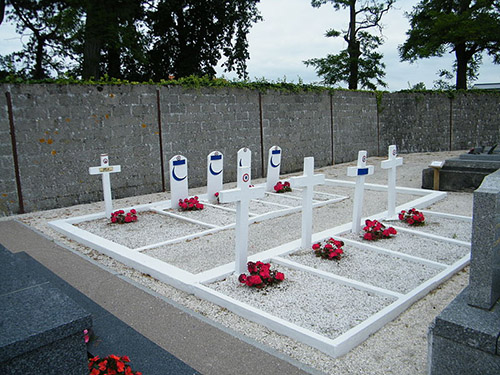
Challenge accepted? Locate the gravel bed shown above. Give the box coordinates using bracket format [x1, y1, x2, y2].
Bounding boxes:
[258, 193, 303, 207]
[285, 245, 442, 294]
[10, 150, 474, 374]
[208, 266, 397, 339]
[341, 231, 470, 265]
[384, 216, 471, 242]
[75, 211, 207, 249]
[164, 205, 236, 227]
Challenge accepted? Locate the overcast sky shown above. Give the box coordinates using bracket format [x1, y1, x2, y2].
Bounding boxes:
[0, 0, 497, 91]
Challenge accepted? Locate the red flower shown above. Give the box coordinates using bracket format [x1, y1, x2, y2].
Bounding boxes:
[259, 269, 270, 280]
[98, 360, 108, 371]
[90, 369, 100, 375]
[116, 360, 125, 372]
[275, 272, 285, 281]
[312, 243, 320, 250]
[247, 261, 257, 273]
[238, 274, 247, 283]
[364, 232, 374, 241]
[108, 369, 117, 375]
[247, 275, 262, 287]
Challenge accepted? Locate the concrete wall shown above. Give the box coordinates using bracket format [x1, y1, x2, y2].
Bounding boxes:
[1, 84, 499, 215]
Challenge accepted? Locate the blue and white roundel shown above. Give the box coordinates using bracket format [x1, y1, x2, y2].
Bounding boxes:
[242, 173, 250, 183]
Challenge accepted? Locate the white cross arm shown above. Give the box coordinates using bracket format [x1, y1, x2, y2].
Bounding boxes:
[89, 165, 121, 174]
[290, 173, 325, 188]
[347, 165, 374, 177]
[381, 157, 403, 169]
[219, 185, 265, 204]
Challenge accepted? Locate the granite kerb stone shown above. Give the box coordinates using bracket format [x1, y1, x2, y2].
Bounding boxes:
[0, 245, 91, 370]
[430, 287, 500, 355]
[468, 169, 500, 309]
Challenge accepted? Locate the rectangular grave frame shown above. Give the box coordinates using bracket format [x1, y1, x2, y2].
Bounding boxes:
[48, 180, 470, 358]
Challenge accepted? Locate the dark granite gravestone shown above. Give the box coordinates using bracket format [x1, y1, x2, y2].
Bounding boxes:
[428, 169, 500, 374]
[0, 245, 91, 375]
[422, 146, 500, 191]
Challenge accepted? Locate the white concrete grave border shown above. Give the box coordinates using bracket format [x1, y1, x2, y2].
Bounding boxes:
[48, 175, 470, 359]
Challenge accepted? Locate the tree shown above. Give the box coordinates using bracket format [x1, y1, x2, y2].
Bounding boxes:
[81, 0, 146, 80]
[4, 0, 82, 79]
[145, 0, 261, 80]
[305, 0, 394, 90]
[399, 0, 500, 90]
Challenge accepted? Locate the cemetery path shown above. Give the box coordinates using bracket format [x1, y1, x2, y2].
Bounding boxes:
[0, 220, 315, 375]
[0, 150, 473, 375]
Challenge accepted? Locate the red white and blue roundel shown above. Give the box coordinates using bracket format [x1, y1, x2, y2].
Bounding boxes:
[242, 173, 250, 183]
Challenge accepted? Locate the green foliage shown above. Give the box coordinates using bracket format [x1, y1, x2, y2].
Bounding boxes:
[306, 0, 394, 90]
[399, 0, 500, 89]
[3, 0, 83, 79]
[0, 74, 329, 93]
[146, 0, 261, 81]
[1, 0, 262, 81]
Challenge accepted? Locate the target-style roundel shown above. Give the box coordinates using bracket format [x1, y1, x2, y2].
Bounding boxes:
[242, 173, 250, 183]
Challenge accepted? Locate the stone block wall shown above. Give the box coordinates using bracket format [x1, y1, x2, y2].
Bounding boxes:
[451, 92, 500, 150]
[261, 90, 332, 174]
[332, 91, 378, 163]
[379, 92, 452, 153]
[1, 84, 498, 215]
[0, 93, 17, 215]
[161, 86, 262, 188]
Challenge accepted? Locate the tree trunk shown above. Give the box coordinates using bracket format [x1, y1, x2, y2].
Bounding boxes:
[33, 36, 45, 79]
[348, 0, 359, 90]
[455, 43, 468, 90]
[82, 1, 104, 79]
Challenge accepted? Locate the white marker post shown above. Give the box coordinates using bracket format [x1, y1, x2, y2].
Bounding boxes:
[347, 151, 374, 233]
[380, 145, 403, 218]
[169, 155, 188, 208]
[237, 147, 252, 182]
[207, 151, 224, 203]
[266, 146, 282, 192]
[219, 165, 265, 274]
[89, 154, 121, 218]
[290, 157, 325, 248]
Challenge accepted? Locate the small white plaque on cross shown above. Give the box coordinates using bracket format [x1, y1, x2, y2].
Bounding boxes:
[290, 157, 325, 248]
[89, 154, 121, 218]
[380, 145, 403, 218]
[347, 150, 374, 233]
[219, 165, 265, 274]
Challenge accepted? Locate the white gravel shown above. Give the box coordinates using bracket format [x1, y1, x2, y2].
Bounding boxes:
[6, 150, 474, 375]
[209, 269, 396, 339]
[285, 245, 442, 294]
[341, 230, 470, 265]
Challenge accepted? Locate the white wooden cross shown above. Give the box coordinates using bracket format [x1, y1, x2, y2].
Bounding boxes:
[380, 145, 403, 218]
[89, 154, 121, 218]
[266, 145, 282, 192]
[237, 147, 252, 183]
[219, 165, 265, 274]
[347, 150, 374, 233]
[169, 155, 189, 207]
[207, 151, 223, 204]
[290, 157, 325, 248]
